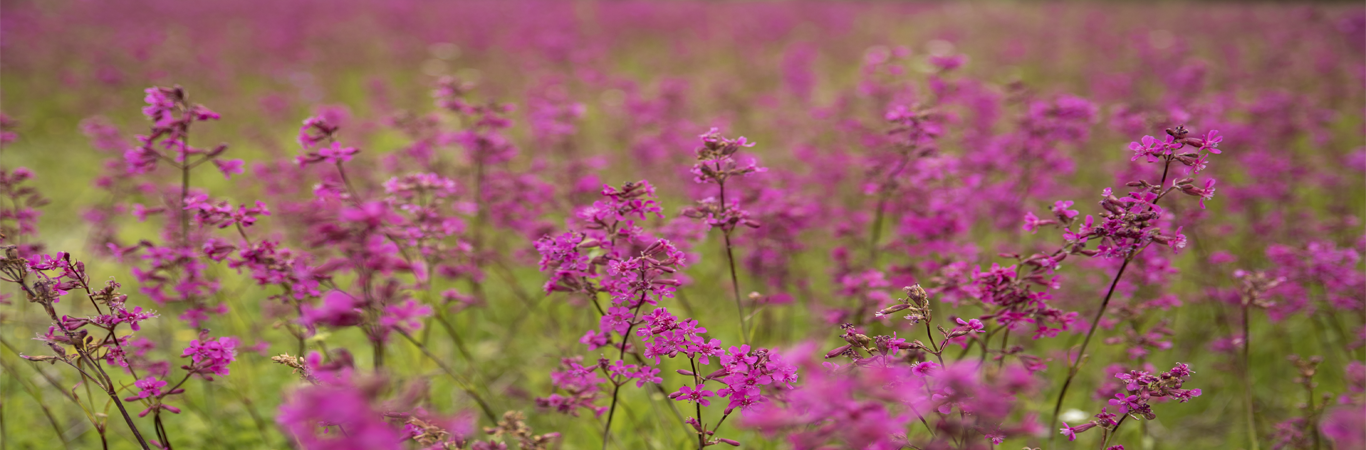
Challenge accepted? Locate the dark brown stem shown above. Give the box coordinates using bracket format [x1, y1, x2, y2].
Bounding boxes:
[602, 288, 650, 450]
[601, 385, 624, 450]
[1049, 256, 1132, 446]
[31, 307, 151, 449]
[1158, 158, 1173, 190]
[1242, 302, 1260, 450]
[154, 413, 172, 450]
[923, 320, 945, 366]
[582, 293, 690, 432]
[1306, 376, 1321, 450]
[689, 357, 705, 450]
[1102, 415, 1128, 449]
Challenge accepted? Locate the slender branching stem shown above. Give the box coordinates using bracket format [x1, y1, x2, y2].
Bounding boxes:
[1241, 302, 1260, 450]
[395, 330, 497, 423]
[154, 413, 173, 450]
[1049, 256, 1132, 445]
[1102, 415, 1128, 450]
[717, 181, 750, 346]
[371, 337, 384, 371]
[869, 149, 913, 263]
[582, 294, 690, 430]
[0, 357, 68, 449]
[689, 357, 705, 450]
[923, 320, 945, 366]
[179, 138, 191, 249]
[997, 328, 1011, 370]
[434, 313, 475, 363]
[601, 290, 648, 450]
[721, 231, 749, 346]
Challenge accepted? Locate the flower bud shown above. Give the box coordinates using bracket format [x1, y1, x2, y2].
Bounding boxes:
[205, 143, 229, 158]
[904, 284, 928, 305]
[875, 303, 910, 317]
[1165, 125, 1189, 139]
[825, 344, 853, 359]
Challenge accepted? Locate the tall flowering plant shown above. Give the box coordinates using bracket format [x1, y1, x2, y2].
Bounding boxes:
[1040, 125, 1221, 442]
[536, 180, 798, 448]
[681, 128, 766, 345]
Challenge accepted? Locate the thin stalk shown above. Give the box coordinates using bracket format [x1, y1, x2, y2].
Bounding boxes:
[0, 359, 68, 449]
[718, 180, 750, 346]
[1306, 380, 1321, 450]
[722, 231, 748, 346]
[434, 313, 475, 363]
[675, 288, 697, 319]
[601, 379, 625, 448]
[869, 197, 889, 263]
[395, 330, 497, 423]
[1102, 415, 1128, 449]
[39, 317, 150, 449]
[602, 291, 649, 450]
[1241, 302, 1260, 450]
[0, 337, 78, 402]
[977, 328, 993, 366]
[924, 321, 945, 366]
[690, 358, 705, 450]
[154, 414, 172, 450]
[581, 294, 690, 431]
[466, 158, 489, 311]
[180, 152, 190, 249]
[371, 337, 384, 371]
[235, 393, 275, 447]
[1049, 256, 1132, 445]
[1055, 159, 1179, 449]
[997, 328, 1011, 370]
[868, 150, 912, 263]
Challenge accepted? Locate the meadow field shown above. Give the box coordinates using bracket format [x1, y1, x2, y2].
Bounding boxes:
[0, 1, 1363, 449]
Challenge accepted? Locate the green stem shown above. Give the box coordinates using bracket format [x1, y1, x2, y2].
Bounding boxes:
[396, 330, 497, 423]
[718, 181, 750, 346]
[997, 327, 1011, 370]
[1242, 302, 1260, 450]
[722, 231, 748, 346]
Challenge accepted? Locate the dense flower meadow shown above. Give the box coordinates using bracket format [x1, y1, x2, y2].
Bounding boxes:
[1, 1, 1364, 449]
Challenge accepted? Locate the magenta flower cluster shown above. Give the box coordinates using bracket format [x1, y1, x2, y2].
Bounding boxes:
[2, 3, 1363, 449]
